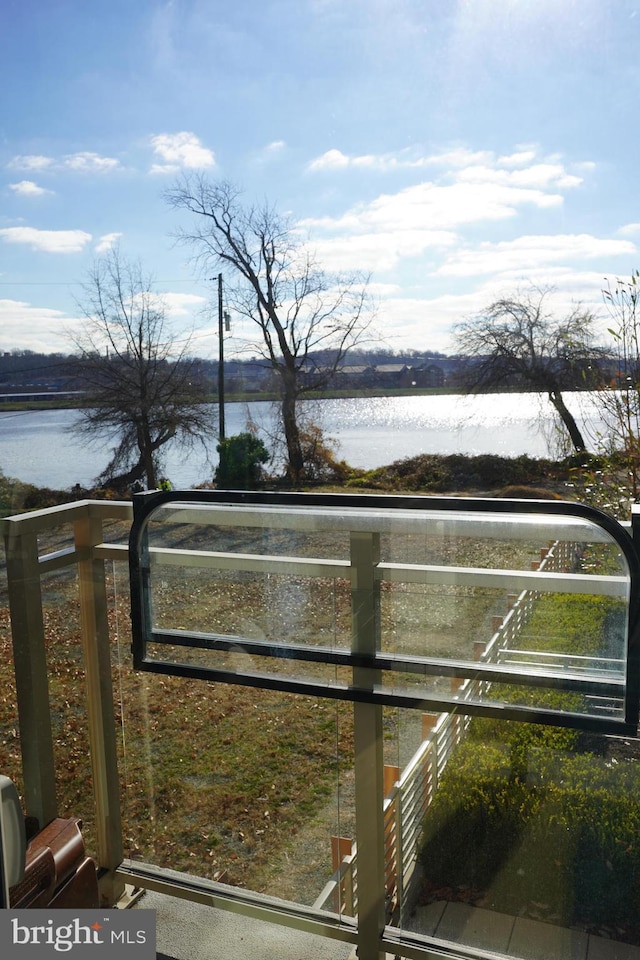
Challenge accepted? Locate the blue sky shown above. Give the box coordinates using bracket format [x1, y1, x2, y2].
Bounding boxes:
[2, 0, 640, 357]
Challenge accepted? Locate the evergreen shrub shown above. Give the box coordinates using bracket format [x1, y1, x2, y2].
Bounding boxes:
[215, 433, 269, 489]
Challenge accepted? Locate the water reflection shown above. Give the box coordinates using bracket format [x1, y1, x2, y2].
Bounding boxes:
[0, 391, 602, 489]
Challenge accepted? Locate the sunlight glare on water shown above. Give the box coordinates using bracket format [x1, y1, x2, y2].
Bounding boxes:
[0, 392, 603, 489]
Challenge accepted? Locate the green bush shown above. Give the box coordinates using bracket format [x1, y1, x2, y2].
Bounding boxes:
[215, 433, 269, 489]
[418, 742, 533, 889]
[418, 591, 639, 930]
[418, 738, 640, 926]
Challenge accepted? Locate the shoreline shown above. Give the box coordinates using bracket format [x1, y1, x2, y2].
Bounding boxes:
[1, 449, 583, 519]
[0, 383, 599, 413]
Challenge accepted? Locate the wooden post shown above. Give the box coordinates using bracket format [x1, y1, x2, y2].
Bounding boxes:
[2, 522, 57, 828]
[331, 835, 354, 915]
[421, 713, 436, 740]
[384, 765, 399, 797]
[331, 835, 353, 871]
[74, 511, 124, 906]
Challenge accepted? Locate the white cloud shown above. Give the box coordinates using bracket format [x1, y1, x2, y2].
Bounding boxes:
[252, 140, 287, 166]
[94, 232, 123, 254]
[63, 152, 121, 173]
[9, 180, 53, 197]
[367, 282, 402, 296]
[377, 293, 474, 352]
[306, 146, 586, 192]
[7, 152, 121, 175]
[7, 155, 54, 171]
[307, 147, 438, 173]
[424, 147, 495, 169]
[455, 163, 582, 190]
[618, 223, 640, 237]
[371, 267, 618, 354]
[299, 148, 596, 276]
[0, 299, 75, 352]
[311, 228, 457, 272]
[136, 291, 208, 322]
[161, 292, 207, 317]
[149, 132, 215, 174]
[300, 180, 564, 274]
[0, 227, 92, 254]
[436, 234, 637, 277]
[309, 145, 526, 174]
[303, 173, 575, 237]
[307, 149, 351, 172]
[497, 150, 538, 168]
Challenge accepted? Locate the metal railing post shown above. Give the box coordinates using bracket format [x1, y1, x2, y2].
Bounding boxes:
[632, 506, 640, 556]
[74, 510, 124, 905]
[350, 531, 386, 960]
[3, 521, 57, 827]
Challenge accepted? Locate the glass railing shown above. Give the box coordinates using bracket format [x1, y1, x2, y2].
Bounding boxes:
[131, 491, 640, 731]
[3, 492, 640, 960]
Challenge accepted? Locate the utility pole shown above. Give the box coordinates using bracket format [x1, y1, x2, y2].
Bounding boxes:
[217, 273, 225, 441]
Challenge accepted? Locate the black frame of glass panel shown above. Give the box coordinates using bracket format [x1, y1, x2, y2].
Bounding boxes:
[129, 490, 640, 734]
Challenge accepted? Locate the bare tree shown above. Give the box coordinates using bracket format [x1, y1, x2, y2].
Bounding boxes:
[597, 271, 640, 498]
[164, 176, 374, 485]
[71, 248, 211, 490]
[454, 287, 601, 453]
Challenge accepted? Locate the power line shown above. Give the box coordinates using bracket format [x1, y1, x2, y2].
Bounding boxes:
[0, 279, 206, 287]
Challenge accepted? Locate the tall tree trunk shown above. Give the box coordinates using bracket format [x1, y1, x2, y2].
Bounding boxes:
[548, 390, 587, 453]
[281, 376, 304, 486]
[138, 420, 157, 488]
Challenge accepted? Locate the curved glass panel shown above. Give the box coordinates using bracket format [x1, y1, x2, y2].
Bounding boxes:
[130, 491, 640, 734]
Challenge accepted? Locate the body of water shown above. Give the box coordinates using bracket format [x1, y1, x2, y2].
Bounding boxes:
[0, 392, 603, 490]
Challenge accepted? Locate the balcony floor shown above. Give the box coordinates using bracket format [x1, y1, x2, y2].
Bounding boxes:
[135, 889, 353, 960]
[138, 887, 640, 960]
[411, 901, 640, 960]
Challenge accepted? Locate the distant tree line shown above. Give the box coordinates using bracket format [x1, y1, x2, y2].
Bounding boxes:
[0, 344, 616, 398]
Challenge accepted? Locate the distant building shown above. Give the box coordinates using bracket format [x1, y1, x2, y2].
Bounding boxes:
[413, 364, 445, 388]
